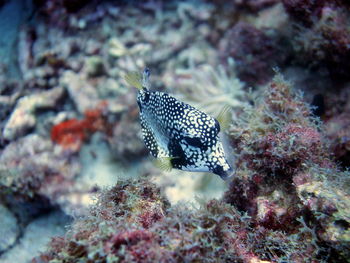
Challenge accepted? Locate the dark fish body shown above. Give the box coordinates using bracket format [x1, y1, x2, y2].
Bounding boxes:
[137, 87, 232, 179]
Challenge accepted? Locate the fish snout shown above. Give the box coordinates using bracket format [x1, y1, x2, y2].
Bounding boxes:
[212, 164, 233, 180]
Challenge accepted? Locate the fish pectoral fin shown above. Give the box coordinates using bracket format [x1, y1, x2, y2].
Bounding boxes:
[124, 71, 143, 90]
[140, 115, 168, 158]
[216, 105, 231, 131]
[153, 157, 178, 172]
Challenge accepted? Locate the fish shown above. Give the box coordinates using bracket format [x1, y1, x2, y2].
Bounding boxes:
[124, 68, 232, 179]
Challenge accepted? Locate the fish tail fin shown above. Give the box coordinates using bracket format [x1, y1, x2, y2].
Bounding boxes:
[216, 105, 231, 131]
[124, 71, 143, 90]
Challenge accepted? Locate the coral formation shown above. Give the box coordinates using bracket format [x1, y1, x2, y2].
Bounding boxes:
[163, 59, 246, 117]
[36, 172, 349, 262]
[2, 87, 64, 140]
[225, 74, 350, 261]
[219, 22, 289, 86]
[0, 134, 79, 205]
[282, 0, 350, 80]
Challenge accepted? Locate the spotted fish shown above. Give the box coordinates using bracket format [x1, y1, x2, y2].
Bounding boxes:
[125, 68, 232, 179]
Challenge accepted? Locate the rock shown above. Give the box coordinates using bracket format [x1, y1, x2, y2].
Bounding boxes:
[60, 70, 100, 113]
[108, 110, 147, 160]
[108, 37, 127, 57]
[84, 56, 105, 77]
[0, 210, 71, 263]
[2, 87, 64, 140]
[0, 204, 19, 253]
[0, 134, 80, 212]
[220, 22, 289, 85]
[296, 180, 350, 243]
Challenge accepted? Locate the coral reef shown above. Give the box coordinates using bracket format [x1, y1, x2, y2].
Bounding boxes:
[282, 0, 350, 80]
[0, 0, 350, 261]
[163, 59, 246, 117]
[50, 101, 110, 151]
[0, 134, 79, 207]
[225, 74, 350, 261]
[219, 22, 289, 86]
[32, 179, 305, 262]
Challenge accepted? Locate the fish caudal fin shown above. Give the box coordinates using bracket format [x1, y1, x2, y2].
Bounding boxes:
[216, 105, 231, 131]
[124, 71, 143, 90]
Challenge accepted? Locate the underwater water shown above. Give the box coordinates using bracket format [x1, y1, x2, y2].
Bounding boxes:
[0, 0, 349, 262]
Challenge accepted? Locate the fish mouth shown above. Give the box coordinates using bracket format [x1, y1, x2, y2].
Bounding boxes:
[212, 165, 233, 180]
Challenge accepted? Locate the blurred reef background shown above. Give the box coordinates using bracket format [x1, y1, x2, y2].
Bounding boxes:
[0, 0, 349, 262]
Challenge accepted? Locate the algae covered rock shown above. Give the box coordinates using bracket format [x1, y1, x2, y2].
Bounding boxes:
[295, 173, 350, 260]
[84, 56, 105, 77]
[0, 204, 19, 253]
[2, 87, 64, 140]
[34, 178, 327, 262]
[0, 134, 80, 212]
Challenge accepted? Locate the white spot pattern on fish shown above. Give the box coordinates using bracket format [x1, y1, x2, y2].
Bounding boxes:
[126, 68, 232, 179]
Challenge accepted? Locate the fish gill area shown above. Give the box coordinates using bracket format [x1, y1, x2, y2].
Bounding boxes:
[0, 0, 349, 262]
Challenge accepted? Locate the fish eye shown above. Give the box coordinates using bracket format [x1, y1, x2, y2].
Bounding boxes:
[184, 136, 202, 147]
[144, 92, 150, 103]
[144, 68, 150, 78]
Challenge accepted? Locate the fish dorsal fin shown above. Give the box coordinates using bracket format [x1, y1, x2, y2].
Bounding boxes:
[153, 157, 178, 172]
[124, 71, 143, 90]
[216, 105, 231, 131]
[142, 68, 151, 90]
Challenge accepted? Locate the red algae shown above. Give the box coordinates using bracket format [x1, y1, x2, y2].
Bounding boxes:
[50, 101, 109, 151]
